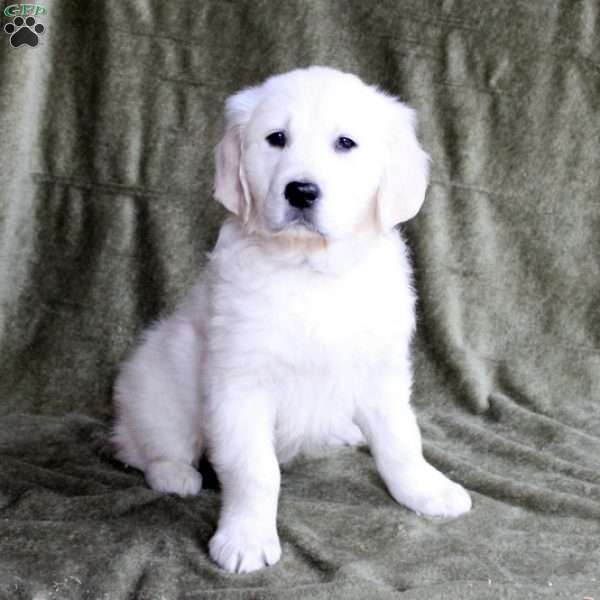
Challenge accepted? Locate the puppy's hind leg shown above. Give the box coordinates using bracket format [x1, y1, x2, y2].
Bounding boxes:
[112, 313, 204, 497]
[325, 421, 366, 447]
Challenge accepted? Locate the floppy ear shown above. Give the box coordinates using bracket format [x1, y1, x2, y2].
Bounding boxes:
[377, 100, 430, 230]
[214, 86, 262, 220]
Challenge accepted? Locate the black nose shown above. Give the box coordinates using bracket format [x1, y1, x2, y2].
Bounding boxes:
[284, 181, 320, 209]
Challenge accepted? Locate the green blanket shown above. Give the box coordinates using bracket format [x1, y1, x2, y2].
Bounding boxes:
[1, 1, 599, 598]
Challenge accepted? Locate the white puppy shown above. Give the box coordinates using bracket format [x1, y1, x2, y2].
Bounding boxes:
[112, 66, 471, 574]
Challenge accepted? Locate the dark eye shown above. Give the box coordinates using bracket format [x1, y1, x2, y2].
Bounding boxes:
[335, 136, 357, 152]
[266, 131, 286, 148]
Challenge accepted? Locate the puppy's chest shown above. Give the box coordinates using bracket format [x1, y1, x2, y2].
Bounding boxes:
[246, 265, 410, 362]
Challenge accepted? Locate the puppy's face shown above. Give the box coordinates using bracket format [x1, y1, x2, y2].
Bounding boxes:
[243, 78, 385, 239]
[215, 67, 429, 242]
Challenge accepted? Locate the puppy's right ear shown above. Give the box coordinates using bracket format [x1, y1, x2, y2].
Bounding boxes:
[214, 86, 262, 220]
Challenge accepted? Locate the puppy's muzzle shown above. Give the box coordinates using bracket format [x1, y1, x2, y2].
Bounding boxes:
[284, 181, 320, 210]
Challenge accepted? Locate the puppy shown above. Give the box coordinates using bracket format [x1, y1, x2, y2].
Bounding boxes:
[112, 66, 471, 573]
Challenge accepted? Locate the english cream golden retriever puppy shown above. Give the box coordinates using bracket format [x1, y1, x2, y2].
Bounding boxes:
[113, 66, 471, 573]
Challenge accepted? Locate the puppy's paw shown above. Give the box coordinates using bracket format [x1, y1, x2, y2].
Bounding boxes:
[145, 460, 202, 496]
[326, 422, 366, 447]
[390, 463, 472, 518]
[209, 524, 281, 573]
[411, 477, 472, 518]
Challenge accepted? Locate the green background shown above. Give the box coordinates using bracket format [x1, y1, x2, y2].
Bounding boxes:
[1, 1, 599, 598]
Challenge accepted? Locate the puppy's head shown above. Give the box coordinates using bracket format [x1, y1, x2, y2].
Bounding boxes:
[215, 67, 429, 242]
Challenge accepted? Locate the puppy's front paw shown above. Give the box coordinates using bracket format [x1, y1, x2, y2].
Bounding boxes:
[390, 462, 472, 518]
[412, 477, 472, 518]
[209, 524, 281, 573]
[145, 460, 202, 496]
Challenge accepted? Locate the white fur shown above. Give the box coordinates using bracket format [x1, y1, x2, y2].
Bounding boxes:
[113, 66, 471, 574]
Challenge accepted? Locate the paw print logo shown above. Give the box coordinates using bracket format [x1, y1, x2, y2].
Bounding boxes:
[4, 16, 45, 48]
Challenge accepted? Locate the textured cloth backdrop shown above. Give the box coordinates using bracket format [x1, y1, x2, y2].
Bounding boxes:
[1, 1, 599, 598]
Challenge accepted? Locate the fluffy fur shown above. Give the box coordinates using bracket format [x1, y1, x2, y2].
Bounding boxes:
[112, 66, 471, 574]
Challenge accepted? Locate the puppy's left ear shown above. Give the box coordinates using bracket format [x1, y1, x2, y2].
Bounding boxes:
[377, 99, 430, 230]
[214, 86, 262, 221]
